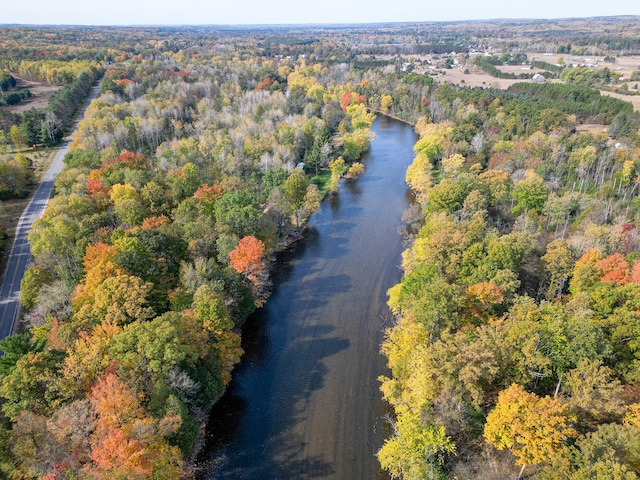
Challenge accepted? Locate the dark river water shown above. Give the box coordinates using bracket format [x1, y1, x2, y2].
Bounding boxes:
[198, 116, 418, 479]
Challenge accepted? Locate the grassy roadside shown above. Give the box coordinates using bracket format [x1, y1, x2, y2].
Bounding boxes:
[0, 147, 58, 283]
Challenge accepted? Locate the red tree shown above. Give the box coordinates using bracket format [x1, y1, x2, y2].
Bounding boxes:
[229, 236, 269, 306]
[596, 253, 630, 285]
[229, 236, 265, 276]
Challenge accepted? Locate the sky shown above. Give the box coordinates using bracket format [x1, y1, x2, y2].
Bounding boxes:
[2, 0, 639, 26]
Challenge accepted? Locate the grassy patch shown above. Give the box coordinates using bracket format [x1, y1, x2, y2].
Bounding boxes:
[310, 170, 331, 197]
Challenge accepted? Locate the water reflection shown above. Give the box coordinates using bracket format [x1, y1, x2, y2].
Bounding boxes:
[198, 116, 418, 480]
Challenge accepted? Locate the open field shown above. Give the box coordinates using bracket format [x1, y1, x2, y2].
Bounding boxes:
[435, 54, 640, 112]
[575, 124, 608, 135]
[0, 75, 60, 114]
[438, 64, 534, 89]
[600, 89, 640, 111]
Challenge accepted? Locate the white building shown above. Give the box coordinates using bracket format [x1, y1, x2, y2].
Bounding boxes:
[532, 73, 546, 84]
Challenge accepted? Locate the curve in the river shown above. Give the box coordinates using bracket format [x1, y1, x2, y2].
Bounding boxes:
[199, 116, 418, 480]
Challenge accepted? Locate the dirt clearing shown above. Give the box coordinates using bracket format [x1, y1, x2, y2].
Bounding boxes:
[0, 76, 60, 114]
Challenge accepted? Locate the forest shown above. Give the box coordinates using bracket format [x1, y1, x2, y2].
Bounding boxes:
[0, 24, 430, 479]
[380, 68, 640, 480]
[0, 17, 639, 479]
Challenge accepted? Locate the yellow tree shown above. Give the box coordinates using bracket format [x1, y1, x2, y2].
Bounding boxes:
[405, 153, 433, 204]
[380, 94, 393, 114]
[9, 125, 25, 151]
[378, 409, 455, 480]
[328, 157, 346, 194]
[484, 383, 576, 478]
[74, 274, 155, 327]
[624, 403, 640, 429]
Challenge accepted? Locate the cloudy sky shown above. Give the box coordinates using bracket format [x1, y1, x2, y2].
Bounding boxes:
[2, 0, 639, 25]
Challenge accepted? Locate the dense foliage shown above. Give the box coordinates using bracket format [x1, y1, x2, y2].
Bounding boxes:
[1, 18, 640, 479]
[379, 80, 640, 478]
[0, 28, 385, 479]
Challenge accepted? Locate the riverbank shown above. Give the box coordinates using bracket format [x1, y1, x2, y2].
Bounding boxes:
[183, 149, 373, 477]
[195, 115, 419, 479]
[369, 109, 417, 126]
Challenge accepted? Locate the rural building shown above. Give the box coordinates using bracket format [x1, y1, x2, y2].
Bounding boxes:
[532, 73, 546, 83]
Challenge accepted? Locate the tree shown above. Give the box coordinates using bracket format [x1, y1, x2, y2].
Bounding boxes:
[340, 129, 371, 162]
[45, 399, 96, 474]
[542, 239, 574, 299]
[328, 157, 346, 194]
[9, 124, 25, 151]
[512, 170, 548, 215]
[562, 359, 623, 426]
[108, 312, 207, 387]
[193, 183, 224, 212]
[596, 253, 630, 285]
[166, 162, 200, 203]
[56, 322, 121, 401]
[346, 162, 365, 181]
[229, 236, 269, 306]
[570, 249, 603, 294]
[283, 168, 308, 226]
[229, 236, 265, 277]
[20, 112, 40, 147]
[0, 350, 65, 421]
[484, 383, 576, 478]
[74, 274, 155, 326]
[40, 112, 62, 146]
[20, 267, 54, 311]
[83, 373, 182, 479]
[427, 178, 469, 213]
[8, 411, 54, 478]
[73, 242, 125, 311]
[302, 183, 322, 220]
[378, 410, 455, 480]
[381, 94, 393, 114]
[0, 332, 45, 375]
[541, 423, 640, 480]
[406, 153, 434, 204]
[466, 281, 504, 321]
[29, 214, 81, 284]
[0, 129, 7, 154]
[413, 123, 450, 163]
[214, 190, 262, 238]
[193, 286, 242, 384]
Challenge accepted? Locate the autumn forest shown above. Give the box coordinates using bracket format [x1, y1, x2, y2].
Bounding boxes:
[0, 17, 640, 480]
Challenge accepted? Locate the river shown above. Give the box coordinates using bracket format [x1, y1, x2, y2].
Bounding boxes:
[198, 116, 418, 479]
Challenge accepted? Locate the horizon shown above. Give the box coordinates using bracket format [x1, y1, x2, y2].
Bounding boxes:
[1, 14, 640, 29]
[3, 0, 639, 27]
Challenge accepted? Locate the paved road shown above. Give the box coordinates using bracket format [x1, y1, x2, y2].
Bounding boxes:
[0, 84, 101, 341]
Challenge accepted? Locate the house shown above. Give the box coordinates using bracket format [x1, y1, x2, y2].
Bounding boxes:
[532, 73, 546, 84]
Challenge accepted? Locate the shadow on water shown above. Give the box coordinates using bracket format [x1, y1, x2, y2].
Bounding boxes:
[328, 192, 341, 214]
[197, 116, 418, 480]
[344, 179, 362, 195]
[299, 224, 358, 261]
[199, 327, 350, 479]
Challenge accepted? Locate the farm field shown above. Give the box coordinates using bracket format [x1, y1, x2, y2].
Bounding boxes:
[434, 54, 640, 111]
[0, 76, 60, 114]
